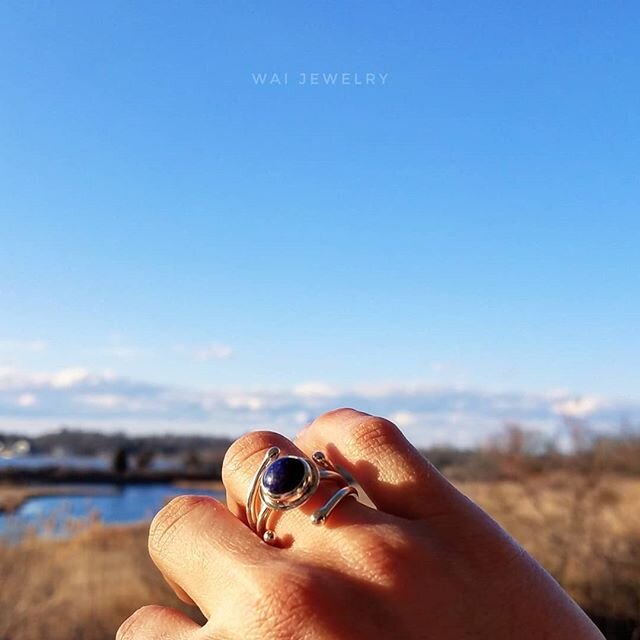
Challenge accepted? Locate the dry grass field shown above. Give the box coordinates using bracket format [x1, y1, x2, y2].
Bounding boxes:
[0, 523, 205, 640]
[1, 473, 639, 640]
[461, 474, 640, 625]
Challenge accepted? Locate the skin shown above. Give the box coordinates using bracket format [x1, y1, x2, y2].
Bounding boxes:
[117, 408, 604, 640]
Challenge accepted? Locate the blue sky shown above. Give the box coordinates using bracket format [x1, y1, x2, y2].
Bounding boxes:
[1, 2, 639, 444]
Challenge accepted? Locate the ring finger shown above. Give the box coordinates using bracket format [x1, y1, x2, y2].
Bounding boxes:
[222, 430, 388, 549]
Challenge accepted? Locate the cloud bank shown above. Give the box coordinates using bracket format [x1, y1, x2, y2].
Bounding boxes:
[0, 367, 638, 446]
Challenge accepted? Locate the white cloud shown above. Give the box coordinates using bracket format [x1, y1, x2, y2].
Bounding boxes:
[174, 343, 233, 362]
[390, 411, 417, 427]
[17, 393, 37, 407]
[50, 368, 91, 389]
[224, 395, 263, 411]
[293, 382, 338, 398]
[81, 334, 149, 361]
[98, 345, 144, 360]
[0, 368, 638, 446]
[294, 411, 310, 425]
[552, 395, 602, 418]
[75, 394, 126, 409]
[75, 393, 161, 413]
[0, 339, 47, 352]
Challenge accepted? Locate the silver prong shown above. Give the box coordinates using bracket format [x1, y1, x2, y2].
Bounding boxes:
[266, 446, 280, 459]
[312, 450, 334, 470]
[246, 447, 280, 529]
[311, 485, 358, 525]
[263, 530, 276, 544]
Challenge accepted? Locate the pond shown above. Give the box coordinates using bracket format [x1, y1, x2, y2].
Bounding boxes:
[0, 454, 186, 471]
[0, 484, 224, 541]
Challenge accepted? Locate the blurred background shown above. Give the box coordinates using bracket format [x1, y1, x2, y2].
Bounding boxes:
[1, 1, 639, 638]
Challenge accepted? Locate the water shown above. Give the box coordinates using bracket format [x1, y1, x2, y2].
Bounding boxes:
[0, 454, 184, 471]
[0, 484, 224, 541]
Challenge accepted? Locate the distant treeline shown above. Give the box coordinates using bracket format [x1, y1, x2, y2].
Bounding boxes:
[0, 428, 233, 457]
[2, 423, 640, 480]
[425, 424, 640, 480]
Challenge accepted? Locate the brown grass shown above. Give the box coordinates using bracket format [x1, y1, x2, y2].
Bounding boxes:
[459, 474, 640, 618]
[0, 523, 204, 640]
[1, 474, 639, 640]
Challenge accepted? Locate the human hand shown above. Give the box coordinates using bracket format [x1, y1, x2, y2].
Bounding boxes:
[117, 408, 604, 639]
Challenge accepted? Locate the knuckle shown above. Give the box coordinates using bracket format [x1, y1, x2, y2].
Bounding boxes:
[346, 415, 398, 453]
[116, 605, 163, 640]
[148, 494, 213, 559]
[222, 430, 284, 481]
[317, 407, 365, 424]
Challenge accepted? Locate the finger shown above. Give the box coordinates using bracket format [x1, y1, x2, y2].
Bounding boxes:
[164, 574, 196, 607]
[148, 495, 270, 618]
[295, 408, 469, 520]
[222, 430, 386, 548]
[116, 605, 199, 640]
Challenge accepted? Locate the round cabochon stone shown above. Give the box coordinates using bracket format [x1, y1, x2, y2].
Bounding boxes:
[262, 456, 306, 495]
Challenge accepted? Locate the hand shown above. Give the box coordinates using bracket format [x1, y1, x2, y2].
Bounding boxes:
[117, 408, 604, 639]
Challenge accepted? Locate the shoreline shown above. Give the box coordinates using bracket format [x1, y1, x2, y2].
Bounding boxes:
[0, 479, 225, 514]
[0, 465, 222, 485]
[0, 485, 115, 514]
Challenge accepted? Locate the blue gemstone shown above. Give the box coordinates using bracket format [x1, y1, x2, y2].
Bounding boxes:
[262, 457, 306, 495]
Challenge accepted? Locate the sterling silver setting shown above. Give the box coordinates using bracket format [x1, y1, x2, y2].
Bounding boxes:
[246, 446, 358, 544]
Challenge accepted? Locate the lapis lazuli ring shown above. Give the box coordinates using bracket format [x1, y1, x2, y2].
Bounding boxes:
[246, 446, 358, 544]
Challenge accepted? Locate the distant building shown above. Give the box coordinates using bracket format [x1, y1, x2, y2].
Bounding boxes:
[13, 439, 31, 455]
[0, 439, 31, 458]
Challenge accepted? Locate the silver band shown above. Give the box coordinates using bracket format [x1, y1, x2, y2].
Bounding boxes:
[246, 446, 358, 544]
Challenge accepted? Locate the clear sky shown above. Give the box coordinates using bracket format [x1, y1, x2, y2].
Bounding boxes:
[1, 2, 639, 444]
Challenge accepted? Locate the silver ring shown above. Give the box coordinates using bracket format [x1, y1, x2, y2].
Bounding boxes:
[246, 446, 358, 544]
